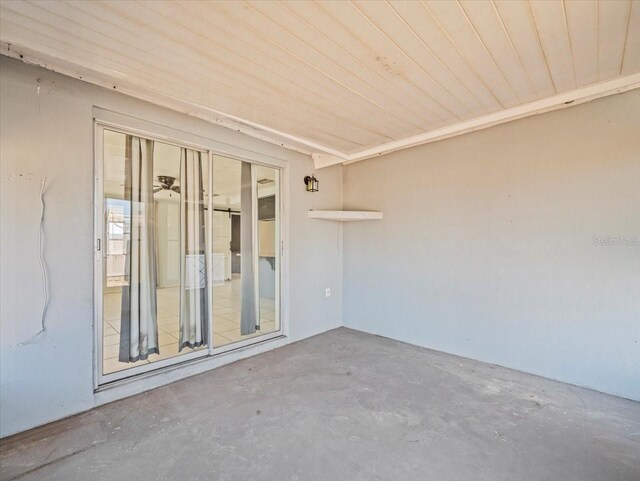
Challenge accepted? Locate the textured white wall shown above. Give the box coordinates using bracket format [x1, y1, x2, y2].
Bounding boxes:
[343, 89, 640, 401]
[0, 57, 342, 437]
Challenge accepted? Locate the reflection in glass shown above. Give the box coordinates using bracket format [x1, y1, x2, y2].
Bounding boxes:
[102, 130, 209, 374]
[101, 129, 280, 377]
[257, 167, 278, 332]
[212, 158, 280, 347]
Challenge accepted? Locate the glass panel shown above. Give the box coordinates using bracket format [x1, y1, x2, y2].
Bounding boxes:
[256, 166, 279, 334]
[102, 130, 209, 375]
[212, 156, 280, 347]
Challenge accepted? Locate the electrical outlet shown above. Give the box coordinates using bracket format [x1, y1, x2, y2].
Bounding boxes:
[325, 288, 331, 297]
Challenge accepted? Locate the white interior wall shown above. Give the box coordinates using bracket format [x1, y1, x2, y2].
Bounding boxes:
[342, 89, 640, 401]
[0, 57, 342, 437]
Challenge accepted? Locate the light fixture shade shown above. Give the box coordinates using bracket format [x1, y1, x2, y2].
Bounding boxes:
[304, 175, 319, 192]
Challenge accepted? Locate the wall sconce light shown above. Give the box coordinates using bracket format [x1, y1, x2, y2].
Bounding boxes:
[304, 175, 319, 192]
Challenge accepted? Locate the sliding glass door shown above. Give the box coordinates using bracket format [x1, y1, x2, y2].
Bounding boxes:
[210, 156, 280, 347]
[97, 124, 281, 383]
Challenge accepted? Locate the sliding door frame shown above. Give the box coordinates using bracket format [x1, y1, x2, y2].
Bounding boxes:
[93, 108, 288, 389]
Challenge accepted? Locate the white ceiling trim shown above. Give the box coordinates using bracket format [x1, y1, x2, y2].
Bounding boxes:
[0, 41, 346, 159]
[314, 72, 640, 168]
[335, 72, 640, 167]
[3, 41, 638, 170]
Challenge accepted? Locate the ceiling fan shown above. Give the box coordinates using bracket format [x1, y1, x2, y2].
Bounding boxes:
[153, 175, 180, 194]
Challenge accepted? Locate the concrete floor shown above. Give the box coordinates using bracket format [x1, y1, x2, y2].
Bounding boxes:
[1, 328, 639, 481]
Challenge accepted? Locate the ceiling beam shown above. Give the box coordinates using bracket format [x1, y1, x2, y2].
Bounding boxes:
[332, 73, 640, 167]
[311, 153, 348, 169]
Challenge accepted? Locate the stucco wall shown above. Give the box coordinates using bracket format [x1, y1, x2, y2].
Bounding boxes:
[343, 89, 640, 401]
[0, 57, 343, 437]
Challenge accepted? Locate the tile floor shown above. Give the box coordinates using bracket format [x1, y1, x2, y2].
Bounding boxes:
[103, 275, 277, 374]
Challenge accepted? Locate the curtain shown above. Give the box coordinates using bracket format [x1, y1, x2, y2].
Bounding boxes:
[119, 136, 159, 362]
[240, 161, 258, 335]
[178, 149, 209, 351]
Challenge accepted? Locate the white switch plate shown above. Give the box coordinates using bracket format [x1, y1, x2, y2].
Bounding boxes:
[325, 288, 331, 297]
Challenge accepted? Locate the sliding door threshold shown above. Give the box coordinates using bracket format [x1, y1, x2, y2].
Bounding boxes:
[95, 334, 287, 394]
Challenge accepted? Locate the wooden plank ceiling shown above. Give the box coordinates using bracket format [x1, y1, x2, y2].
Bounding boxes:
[1, 0, 639, 166]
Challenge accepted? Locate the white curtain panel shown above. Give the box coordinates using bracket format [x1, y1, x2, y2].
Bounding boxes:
[178, 148, 209, 351]
[119, 135, 159, 362]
